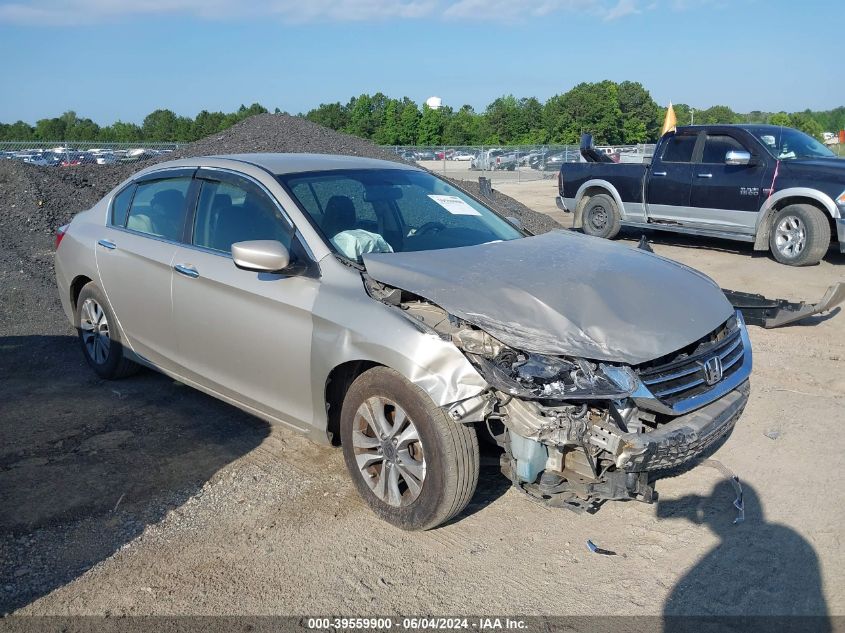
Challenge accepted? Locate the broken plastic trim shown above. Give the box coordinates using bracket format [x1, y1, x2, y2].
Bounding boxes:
[701, 459, 745, 524]
[636, 236, 844, 329]
[721, 283, 844, 328]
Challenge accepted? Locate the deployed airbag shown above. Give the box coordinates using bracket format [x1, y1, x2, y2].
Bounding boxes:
[331, 229, 393, 260]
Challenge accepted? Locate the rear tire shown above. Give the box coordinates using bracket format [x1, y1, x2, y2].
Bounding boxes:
[76, 283, 140, 379]
[769, 204, 830, 266]
[340, 367, 479, 530]
[581, 193, 622, 239]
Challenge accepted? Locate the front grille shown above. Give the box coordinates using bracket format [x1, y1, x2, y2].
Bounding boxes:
[636, 319, 745, 408]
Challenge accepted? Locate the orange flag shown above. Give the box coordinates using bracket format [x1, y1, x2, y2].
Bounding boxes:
[661, 102, 677, 136]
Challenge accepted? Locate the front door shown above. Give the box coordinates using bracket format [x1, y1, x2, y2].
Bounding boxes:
[95, 172, 194, 367]
[645, 132, 698, 224]
[170, 170, 319, 430]
[688, 133, 767, 234]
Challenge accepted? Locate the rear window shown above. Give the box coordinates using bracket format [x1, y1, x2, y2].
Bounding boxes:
[125, 177, 191, 241]
[110, 186, 135, 227]
[661, 135, 696, 163]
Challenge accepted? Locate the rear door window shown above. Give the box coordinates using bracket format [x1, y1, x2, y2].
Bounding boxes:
[661, 135, 697, 163]
[125, 178, 192, 241]
[701, 135, 746, 164]
[110, 185, 135, 227]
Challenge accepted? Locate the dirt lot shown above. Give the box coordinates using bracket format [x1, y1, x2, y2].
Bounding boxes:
[1, 177, 843, 619]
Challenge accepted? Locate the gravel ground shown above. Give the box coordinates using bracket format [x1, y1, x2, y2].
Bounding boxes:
[1, 119, 843, 621]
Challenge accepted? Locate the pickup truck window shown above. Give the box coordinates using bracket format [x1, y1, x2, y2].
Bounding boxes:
[661, 135, 697, 163]
[702, 135, 746, 164]
[750, 127, 836, 161]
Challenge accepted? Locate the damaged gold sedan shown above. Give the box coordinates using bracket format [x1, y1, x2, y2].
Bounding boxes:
[55, 154, 751, 530]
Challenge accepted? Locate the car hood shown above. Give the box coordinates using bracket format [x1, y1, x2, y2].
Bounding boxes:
[363, 230, 733, 365]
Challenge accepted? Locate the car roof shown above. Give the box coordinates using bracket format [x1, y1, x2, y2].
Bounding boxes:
[675, 124, 788, 135]
[207, 152, 415, 175]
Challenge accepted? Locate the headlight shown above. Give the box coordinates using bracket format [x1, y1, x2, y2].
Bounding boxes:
[836, 190, 845, 210]
[471, 348, 637, 400]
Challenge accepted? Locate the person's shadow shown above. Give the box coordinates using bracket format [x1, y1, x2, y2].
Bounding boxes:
[659, 479, 830, 633]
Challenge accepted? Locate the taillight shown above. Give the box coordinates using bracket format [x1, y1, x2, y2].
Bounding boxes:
[55, 224, 69, 250]
[557, 170, 563, 195]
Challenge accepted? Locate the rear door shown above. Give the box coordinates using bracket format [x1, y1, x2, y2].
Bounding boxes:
[645, 132, 699, 223]
[95, 169, 196, 367]
[688, 132, 766, 234]
[170, 169, 319, 429]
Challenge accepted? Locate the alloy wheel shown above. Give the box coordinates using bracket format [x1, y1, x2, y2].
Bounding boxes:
[80, 298, 111, 365]
[352, 396, 427, 507]
[774, 215, 806, 259]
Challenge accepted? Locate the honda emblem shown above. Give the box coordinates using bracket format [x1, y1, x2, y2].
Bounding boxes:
[703, 356, 723, 386]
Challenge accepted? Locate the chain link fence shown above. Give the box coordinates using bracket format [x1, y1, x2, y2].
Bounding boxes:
[383, 144, 656, 184]
[0, 141, 180, 166]
[1, 141, 658, 180]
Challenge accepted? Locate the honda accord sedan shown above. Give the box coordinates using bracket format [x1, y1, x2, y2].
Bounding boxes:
[55, 153, 752, 529]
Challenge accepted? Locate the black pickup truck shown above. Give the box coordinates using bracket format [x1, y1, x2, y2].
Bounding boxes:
[556, 124, 845, 266]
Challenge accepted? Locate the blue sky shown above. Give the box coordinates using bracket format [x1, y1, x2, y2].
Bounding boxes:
[0, 0, 841, 124]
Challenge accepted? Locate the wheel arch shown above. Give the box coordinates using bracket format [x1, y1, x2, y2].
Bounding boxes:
[753, 188, 838, 251]
[573, 180, 625, 228]
[324, 360, 382, 446]
[69, 275, 94, 314]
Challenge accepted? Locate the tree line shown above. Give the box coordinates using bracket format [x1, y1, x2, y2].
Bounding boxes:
[2, 81, 843, 145]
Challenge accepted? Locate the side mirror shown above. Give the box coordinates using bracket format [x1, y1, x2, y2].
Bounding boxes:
[725, 150, 752, 166]
[506, 216, 524, 231]
[231, 240, 290, 272]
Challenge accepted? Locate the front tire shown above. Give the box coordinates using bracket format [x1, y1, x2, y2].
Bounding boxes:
[340, 367, 479, 530]
[76, 283, 140, 379]
[581, 193, 622, 239]
[769, 204, 830, 266]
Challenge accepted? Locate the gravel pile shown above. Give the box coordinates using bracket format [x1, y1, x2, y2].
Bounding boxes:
[162, 113, 406, 162]
[0, 113, 560, 334]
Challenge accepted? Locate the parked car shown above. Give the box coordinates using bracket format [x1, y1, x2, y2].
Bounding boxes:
[558, 125, 845, 266]
[470, 148, 516, 171]
[22, 154, 52, 166]
[539, 150, 582, 171]
[452, 150, 475, 162]
[55, 153, 752, 529]
[95, 153, 118, 165]
[414, 150, 435, 161]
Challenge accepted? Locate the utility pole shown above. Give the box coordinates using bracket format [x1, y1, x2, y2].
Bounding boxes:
[690, 108, 695, 125]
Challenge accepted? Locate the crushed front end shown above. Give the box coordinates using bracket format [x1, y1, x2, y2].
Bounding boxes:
[462, 312, 752, 512]
[367, 276, 753, 513]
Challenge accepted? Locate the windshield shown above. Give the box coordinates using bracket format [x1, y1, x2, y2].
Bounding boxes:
[751, 127, 836, 160]
[278, 168, 524, 261]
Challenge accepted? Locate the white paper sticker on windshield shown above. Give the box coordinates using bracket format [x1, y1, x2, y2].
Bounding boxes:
[428, 194, 481, 216]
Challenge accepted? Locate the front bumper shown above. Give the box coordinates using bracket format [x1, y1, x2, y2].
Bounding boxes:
[836, 217, 845, 253]
[620, 380, 750, 473]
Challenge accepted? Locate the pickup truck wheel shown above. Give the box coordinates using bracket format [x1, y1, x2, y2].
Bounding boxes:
[340, 367, 479, 530]
[769, 204, 830, 266]
[76, 283, 140, 379]
[582, 193, 621, 239]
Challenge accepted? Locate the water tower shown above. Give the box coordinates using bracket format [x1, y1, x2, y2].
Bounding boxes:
[425, 96, 442, 110]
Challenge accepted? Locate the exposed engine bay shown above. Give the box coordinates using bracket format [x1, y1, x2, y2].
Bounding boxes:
[365, 275, 751, 513]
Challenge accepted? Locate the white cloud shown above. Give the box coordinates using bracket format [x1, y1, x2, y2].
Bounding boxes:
[603, 0, 640, 20]
[0, 0, 641, 24]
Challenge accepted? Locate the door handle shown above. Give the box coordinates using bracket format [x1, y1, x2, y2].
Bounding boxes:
[97, 239, 116, 250]
[697, 173, 713, 178]
[174, 264, 200, 279]
[653, 171, 667, 177]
